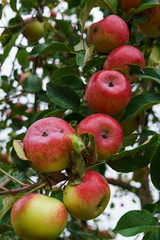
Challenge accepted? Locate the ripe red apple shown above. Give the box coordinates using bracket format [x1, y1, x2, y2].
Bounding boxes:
[85, 70, 132, 116]
[22, 18, 44, 43]
[18, 72, 31, 86]
[87, 15, 129, 53]
[23, 117, 75, 173]
[11, 193, 68, 240]
[76, 114, 123, 160]
[137, 0, 160, 37]
[103, 45, 145, 84]
[119, 0, 140, 15]
[63, 170, 110, 220]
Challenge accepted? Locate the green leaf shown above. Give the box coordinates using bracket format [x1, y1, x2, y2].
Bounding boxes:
[100, 0, 118, 13]
[1, 33, 19, 64]
[83, 56, 105, 73]
[107, 134, 159, 173]
[68, 135, 85, 155]
[17, 49, 29, 69]
[51, 64, 77, 82]
[143, 229, 160, 240]
[76, 51, 85, 67]
[30, 41, 71, 57]
[46, 82, 80, 109]
[11, 148, 30, 172]
[150, 142, 160, 190]
[121, 93, 160, 121]
[132, 67, 160, 84]
[114, 209, 158, 237]
[10, 0, 17, 11]
[130, 0, 160, 15]
[0, 224, 12, 234]
[55, 75, 85, 90]
[23, 73, 41, 93]
[84, 45, 94, 65]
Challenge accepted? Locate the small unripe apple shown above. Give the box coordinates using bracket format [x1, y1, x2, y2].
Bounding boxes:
[63, 170, 110, 220]
[103, 45, 145, 84]
[119, 0, 140, 15]
[85, 70, 132, 116]
[137, 0, 160, 37]
[87, 15, 129, 53]
[23, 117, 75, 173]
[77, 114, 123, 160]
[11, 193, 68, 240]
[22, 18, 44, 43]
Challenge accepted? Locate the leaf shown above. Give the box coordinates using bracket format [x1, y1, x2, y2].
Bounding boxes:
[51, 64, 77, 82]
[55, 75, 85, 90]
[107, 134, 159, 173]
[13, 140, 28, 161]
[143, 229, 160, 240]
[67, 135, 85, 155]
[113, 209, 158, 237]
[84, 45, 94, 65]
[150, 142, 160, 190]
[1, 33, 19, 64]
[130, 0, 160, 15]
[121, 93, 160, 122]
[132, 67, 160, 84]
[17, 49, 29, 69]
[76, 52, 85, 67]
[11, 148, 30, 172]
[0, 224, 12, 234]
[148, 47, 160, 69]
[30, 41, 71, 57]
[46, 82, 80, 109]
[23, 73, 41, 93]
[10, 0, 17, 11]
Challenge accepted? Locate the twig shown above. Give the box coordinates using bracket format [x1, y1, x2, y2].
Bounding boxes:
[0, 168, 26, 187]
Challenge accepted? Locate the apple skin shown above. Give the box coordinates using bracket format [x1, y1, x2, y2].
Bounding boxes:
[11, 193, 68, 240]
[103, 46, 145, 84]
[85, 70, 132, 116]
[23, 117, 75, 173]
[137, 0, 160, 37]
[63, 170, 110, 220]
[76, 113, 123, 160]
[22, 19, 44, 43]
[119, 0, 140, 15]
[87, 15, 129, 53]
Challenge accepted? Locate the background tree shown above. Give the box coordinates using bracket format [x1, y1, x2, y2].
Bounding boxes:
[0, 0, 160, 239]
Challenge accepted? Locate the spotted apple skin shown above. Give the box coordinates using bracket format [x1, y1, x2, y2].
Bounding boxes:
[77, 113, 123, 160]
[11, 193, 68, 240]
[87, 15, 129, 53]
[63, 170, 110, 220]
[23, 117, 75, 173]
[85, 70, 132, 116]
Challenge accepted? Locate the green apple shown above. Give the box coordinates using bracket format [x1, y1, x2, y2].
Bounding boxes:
[63, 170, 110, 220]
[87, 14, 129, 53]
[137, 0, 160, 37]
[11, 193, 68, 240]
[22, 18, 44, 43]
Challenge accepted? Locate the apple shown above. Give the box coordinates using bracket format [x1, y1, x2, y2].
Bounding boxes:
[22, 18, 44, 43]
[11, 193, 68, 240]
[119, 0, 140, 15]
[76, 113, 123, 160]
[103, 45, 145, 83]
[50, 10, 57, 18]
[137, 0, 160, 37]
[87, 14, 129, 53]
[23, 117, 75, 173]
[63, 170, 110, 220]
[85, 70, 132, 116]
[18, 72, 31, 86]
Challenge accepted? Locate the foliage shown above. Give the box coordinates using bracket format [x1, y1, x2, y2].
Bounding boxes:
[0, 0, 160, 239]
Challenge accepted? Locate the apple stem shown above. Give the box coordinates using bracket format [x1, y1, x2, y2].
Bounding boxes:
[0, 168, 26, 187]
[88, 160, 106, 170]
[26, 182, 47, 195]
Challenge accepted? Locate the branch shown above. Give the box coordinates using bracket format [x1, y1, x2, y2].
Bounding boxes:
[106, 177, 138, 193]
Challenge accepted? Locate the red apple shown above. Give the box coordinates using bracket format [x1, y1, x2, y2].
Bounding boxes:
[63, 170, 110, 220]
[119, 0, 140, 15]
[23, 117, 75, 173]
[76, 114, 123, 160]
[87, 15, 129, 53]
[85, 70, 132, 116]
[103, 45, 145, 83]
[137, 0, 160, 37]
[11, 193, 68, 240]
[22, 18, 44, 43]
